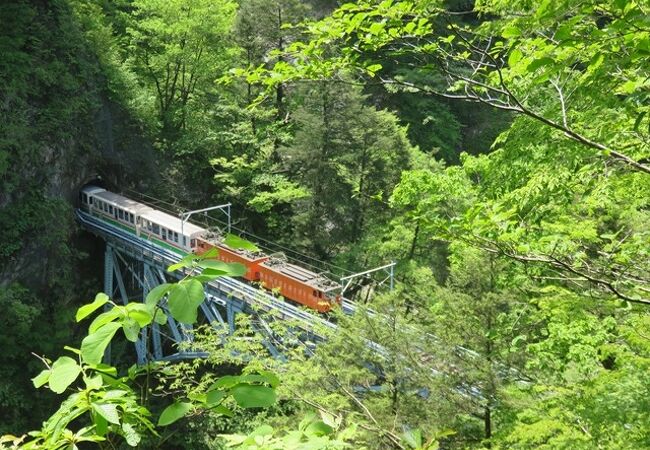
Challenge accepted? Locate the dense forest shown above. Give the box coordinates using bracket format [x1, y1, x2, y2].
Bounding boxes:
[1, 0, 649, 448]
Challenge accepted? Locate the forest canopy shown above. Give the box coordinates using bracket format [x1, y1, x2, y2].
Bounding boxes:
[0, 0, 649, 448]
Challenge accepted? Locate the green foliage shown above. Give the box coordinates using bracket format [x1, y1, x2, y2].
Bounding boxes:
[4, 0, 650, 448]
[284, 82, 416, 255]
[221, 0, 650, 447]
[220, 413, 354, 449]
[125, 0, 238, 137]
[1, 236, 285, 449]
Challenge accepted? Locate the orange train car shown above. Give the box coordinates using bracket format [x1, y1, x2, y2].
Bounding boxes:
[194, 233, 341, 312]
[257, 258, 341, 313]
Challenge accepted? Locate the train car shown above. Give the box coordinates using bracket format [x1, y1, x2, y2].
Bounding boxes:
[79, 185, 343, 312]
[79, 186, 204, 254]
[195, 232, 341, 312]
[258, 257, 341, 313]
[139, 209, 204, 253]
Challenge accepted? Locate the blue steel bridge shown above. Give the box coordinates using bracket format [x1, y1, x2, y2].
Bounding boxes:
[75, 208, 368, 364]
[76, 204, 487, 403]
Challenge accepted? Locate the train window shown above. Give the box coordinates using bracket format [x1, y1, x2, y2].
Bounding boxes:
[109, 205, 113, 214]
[118, 209, 123, 220]
[183, 236, 187, 247]
[161, 229, 167, 240]
[129, 213, 134, 223]
[89, 197, 93, 205]
[174, 232, 179, 242]
[313, 290, 317, 297]
[190, 239, 196, 247]
[152, 223, 160, 234]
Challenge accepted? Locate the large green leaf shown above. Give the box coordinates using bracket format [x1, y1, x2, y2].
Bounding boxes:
[89, 308, 122, 333]
[199, 260, 247, 277]
[167, 279, 204, 324]
[145, 283, 172, 307]
[211, 404, 233, 417]
[76, 293, 110, 322]
[48, 356, 82, 394]
[126, 303, 153, 327]
[32, 369, 51, 388]
[239, 372, 280, 388]
[122, 422, 141, 447]
[206, 390, 225, 405]
[94, 413, 108, 437]
[81, 322, 122, 364]
[230, 384, 276, 408]
[91, 402, 120, 425]
[122, 317, 140, 343]
[305, 420, 334, 437]
[158, 401, 192, 426]
[209, 375, 241, 390]
[224, 234, 259, 251]
[167, 253, 197, 272]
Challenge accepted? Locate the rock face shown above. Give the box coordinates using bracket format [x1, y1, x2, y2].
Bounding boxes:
[0, 1, 156, 286]
[0, 1, 156, 432]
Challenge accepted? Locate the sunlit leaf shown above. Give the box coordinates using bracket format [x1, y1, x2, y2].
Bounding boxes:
[167, 279, 204, 324]
[145, 283, 172, 307]
[76, 293, 110, 322]
[158, 401, 192, 426]
[92, 402, 120, 425]
[224, 234, 259, 251]
[230, 384, 276, 408]
[48, 356, 82, 394]
[81, 322, 122, 364]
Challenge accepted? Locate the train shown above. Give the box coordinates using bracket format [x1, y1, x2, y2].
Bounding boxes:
[79, 185, 342, 312]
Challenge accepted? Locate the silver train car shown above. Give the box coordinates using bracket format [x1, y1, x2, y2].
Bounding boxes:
[80, 186, 204, 254]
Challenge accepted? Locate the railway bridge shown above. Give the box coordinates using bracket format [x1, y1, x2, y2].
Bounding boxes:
[76, 209, 348, 364]
[76, 206, 484, 401]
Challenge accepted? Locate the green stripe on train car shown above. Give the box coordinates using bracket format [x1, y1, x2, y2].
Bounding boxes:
[95, 213, 188, 257]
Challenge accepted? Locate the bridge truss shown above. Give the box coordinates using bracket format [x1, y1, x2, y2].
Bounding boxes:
[78, 210, 337, 364]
